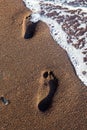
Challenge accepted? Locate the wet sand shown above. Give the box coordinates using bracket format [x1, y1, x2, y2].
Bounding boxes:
[0, 0, 87, 130]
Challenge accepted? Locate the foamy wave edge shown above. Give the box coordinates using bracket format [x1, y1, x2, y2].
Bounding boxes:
[22, 0, 87, 86]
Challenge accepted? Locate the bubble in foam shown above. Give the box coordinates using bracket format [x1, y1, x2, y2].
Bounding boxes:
[23, 0, 87, 86]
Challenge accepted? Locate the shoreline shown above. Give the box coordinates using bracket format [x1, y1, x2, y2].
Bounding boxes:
[0, 0, 87, 130]
[23, 0, 87, 86]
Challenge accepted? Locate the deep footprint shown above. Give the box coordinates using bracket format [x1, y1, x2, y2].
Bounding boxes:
[38, 71, 58, 112]
[23, 14, 38, 39]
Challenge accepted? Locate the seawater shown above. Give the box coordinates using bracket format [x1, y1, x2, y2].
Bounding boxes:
[23, 0, 87, 86]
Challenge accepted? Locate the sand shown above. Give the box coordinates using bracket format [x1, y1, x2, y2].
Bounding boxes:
[0, 0, 87, 130]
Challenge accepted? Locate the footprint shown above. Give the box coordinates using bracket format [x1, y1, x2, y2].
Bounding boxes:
[37, 70, 58, 112]
[0, 96, 9, 108]
[22, 14, 38, 39]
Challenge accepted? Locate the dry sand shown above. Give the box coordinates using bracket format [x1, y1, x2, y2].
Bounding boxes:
[0, 0, 87, 130]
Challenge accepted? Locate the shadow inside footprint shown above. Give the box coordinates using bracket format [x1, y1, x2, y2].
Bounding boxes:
[38, 71, 58, 112]
[38, 95, 52, 112]
[24, 15, 38, 39]
[24, 22, 38, 39]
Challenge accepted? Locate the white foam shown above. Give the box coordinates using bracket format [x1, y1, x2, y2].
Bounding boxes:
[23, 0, 40, 12]
[23, 0, 87, 86]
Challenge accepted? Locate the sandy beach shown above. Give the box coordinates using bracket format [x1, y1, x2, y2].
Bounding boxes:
[0, 0, 87, 130]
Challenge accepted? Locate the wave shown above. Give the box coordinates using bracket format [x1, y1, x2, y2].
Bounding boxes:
[23, 0, 87, 86]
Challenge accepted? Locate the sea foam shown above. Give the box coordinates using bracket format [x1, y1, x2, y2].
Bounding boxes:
[23, 0, 87, 86]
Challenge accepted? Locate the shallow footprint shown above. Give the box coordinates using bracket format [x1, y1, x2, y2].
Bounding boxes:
[0, 96, 10, 111]
[37, 70, 58, 112]
[22, 14, 38, 39]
